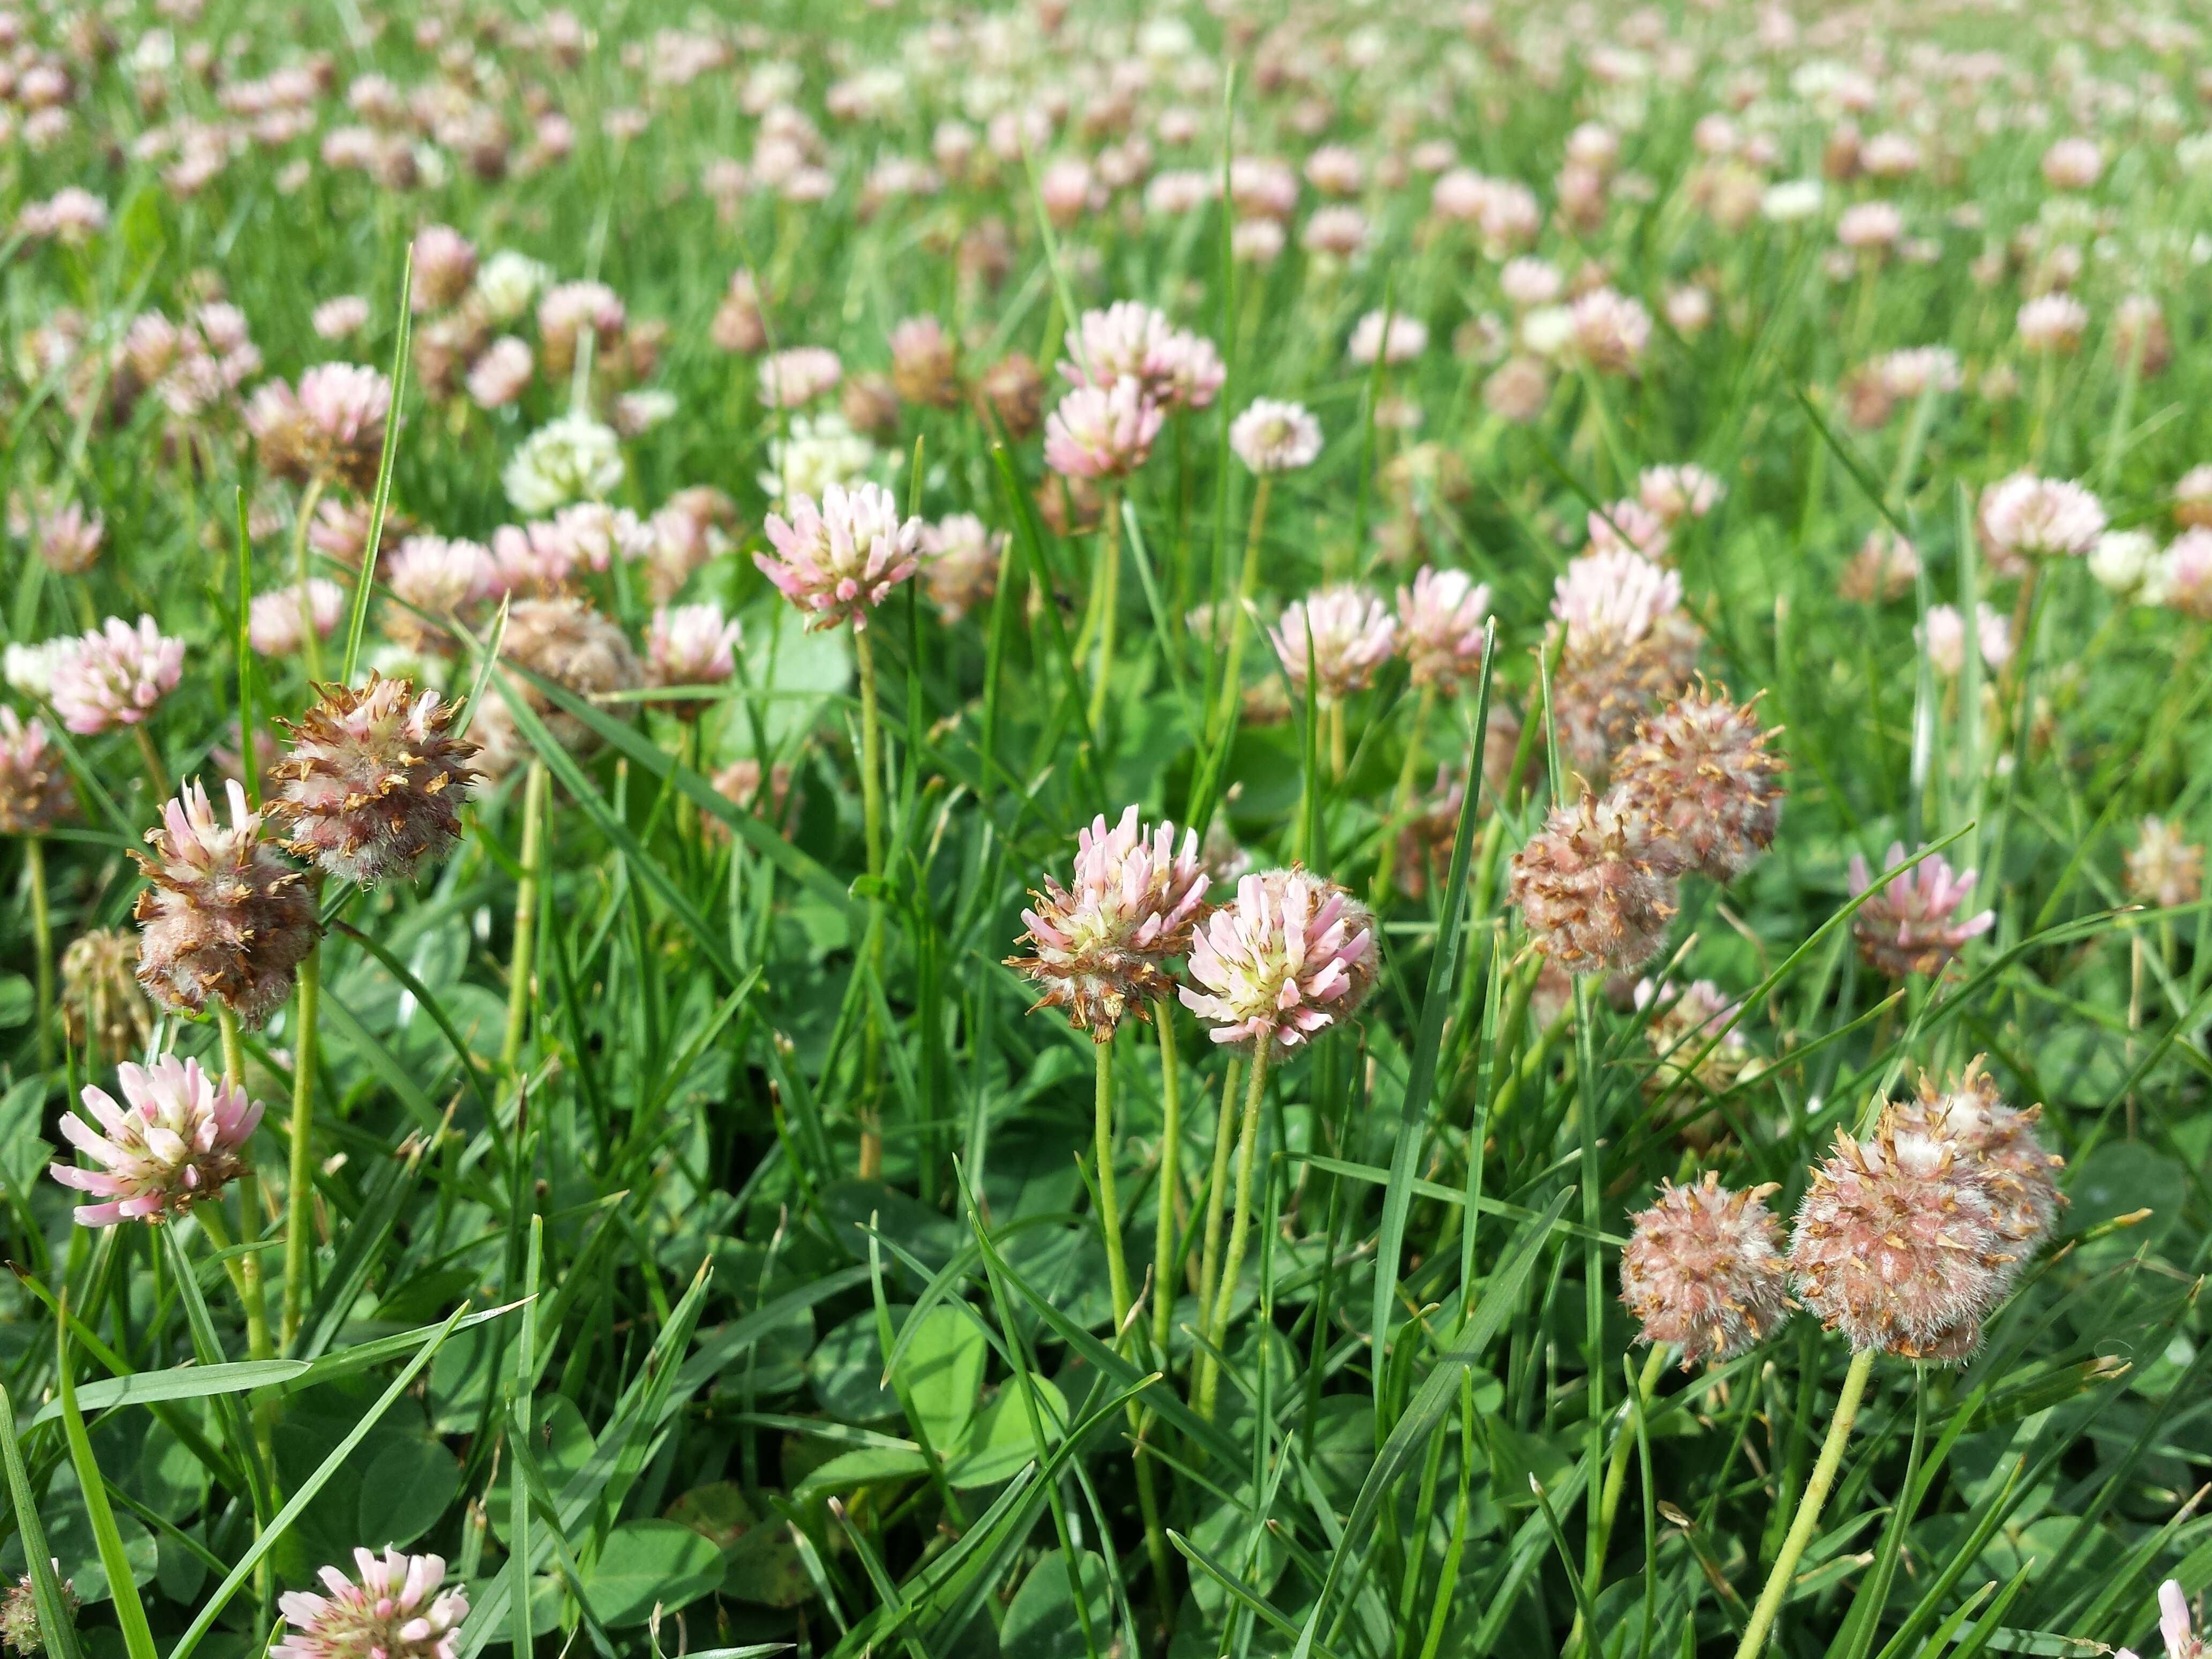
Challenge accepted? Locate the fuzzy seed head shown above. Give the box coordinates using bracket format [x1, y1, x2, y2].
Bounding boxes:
[1008, 805, 1210, 1040]
[468, 597, 642, 776]
[1612, 686, 1787, 881]
[61, 928, 153, 1062]
[1886, 1058, 2064, 1269]
[1179, 868, 1378, 1052]
[1788, 1112, 2016, 1360]
[1, 1568, 73, 1656]
[2126, 817, 2204, 909]
[270, 676, 479, 886]
[49, 1056, 264, 1226]
[1620, 1173, 1789, 1366]
[273, 1549, 469, 1659]
[1509, 788, 1678, 974]
[133, 779, 318, 1027]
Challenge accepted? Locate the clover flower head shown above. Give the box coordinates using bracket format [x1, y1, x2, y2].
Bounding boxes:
[1008, 805, 1210, 1039]
[1620, 1173, 1789, 1365]
[49, 1056, 264, 1225]
[1179, 868, 1378, 1051]
[755, 481, 922, 632]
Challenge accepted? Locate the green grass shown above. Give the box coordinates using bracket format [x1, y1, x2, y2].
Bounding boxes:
[2, 3, 2212, 1658]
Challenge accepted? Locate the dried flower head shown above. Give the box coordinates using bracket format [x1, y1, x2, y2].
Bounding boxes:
[1840, 530, 1919, 603]
[1509, 789, 1677, 974]
[0, 1567, 74, 1656]
[1270, 586, 1399, 702]
[919, 513, 1004, 623]
[1886, 1058, 2063, 1269]
[62, 927, 153, 1062]
[470, 597, 642, 775]
[756, 481, 922, 633]
[1788, 1112, 2017, 1360]
[1620, 1174, 1789, 1366]
[1179, 868, 1378, 1051]
[1848, 842, 1994, 977]
[0, 706, 70, 834]
[1006, 805, 1209, 1040]
[1612, 686, 1786, 881]
[270, 677, 477, 886]
[2126, 817, 2204, 909]
[48, 616, 184, 735]
[273, 1549, 469, 1659]
[890, 316, 962, 408]
[49, 1056, 264, 1225]
[133, 779, 318, 1027]
[247, 364, 392, 490]
[1635, 976, 1759, 1117]
[1396, 567, 1491, 692]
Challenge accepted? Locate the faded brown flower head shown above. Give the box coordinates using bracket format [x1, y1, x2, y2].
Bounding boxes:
[1612, 686, 1787, 882]
[0, 707, 71, 834]
[133, 779, 319, 1029]
[1886, 1058, 2063, 1272]
[1508, 788, 1677, 974]
[1620, 1173, 1789, 1366]
[1554, 612, 1705, 781]
[469, 597, 642, 776]
[2126, 816, 2204, 909]
[890, 315, 962, 408]
[270, 676, 479, 886]
[978, 353, 1045, 440]
[1788, 1112, 2016, 1361]
[62, 927, 154, 1062]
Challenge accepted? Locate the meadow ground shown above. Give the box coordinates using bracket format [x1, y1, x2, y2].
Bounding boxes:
[3, 2, 2212, 1657]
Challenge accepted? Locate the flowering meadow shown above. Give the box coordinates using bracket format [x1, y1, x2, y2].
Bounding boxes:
[6, 1, 2212, 1657]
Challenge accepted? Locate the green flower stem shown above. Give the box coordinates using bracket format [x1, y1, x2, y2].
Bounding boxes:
[1092, 1035, 1173, 1631]
[1372, 682, 1437, 901]
[1150, 1010, 1183, 1361]
[26, 838, 52, 1072]
[853, 625, 887, 1180]
[1093, 1038, 1135, 1340]
[280, 942, 320, 1351]
[1733, 1346, 1876, 1659]
[499, 759, 549, 1074]
[1198, 1042, 1273, 1423]
[207, 1007, 274, 1366]
[1087, 487, 1123, 731]
[1190, 1055, 1242, 1406]
[1213, 475, 1273, 742]
[1565, 1341, 1672, 1659]
[133, 725, 168, 801]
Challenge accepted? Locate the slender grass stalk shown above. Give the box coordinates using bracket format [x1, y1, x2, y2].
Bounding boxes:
[26, 838, 52, 1071]
[500, 759, 549, 1074]
[292, 473, 328, 686]
[1213, 475, 1272, 740]
[1088, 485, 1123, 731]
[1565, 1341, 1671, 1658]
[853, 625, 887, 1180]
[1733, 1346, 1877, 1659]
[280, 940, 320, 1350]
[1198, 1042, 1272, 1422]
[1371, 682, 1436, 900]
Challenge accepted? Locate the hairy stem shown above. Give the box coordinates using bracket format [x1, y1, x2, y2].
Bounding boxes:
[1198, 1043, 1273, 1422]
[280, 942, 321, 1350]
[1733, 1346, 1876, 1659]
